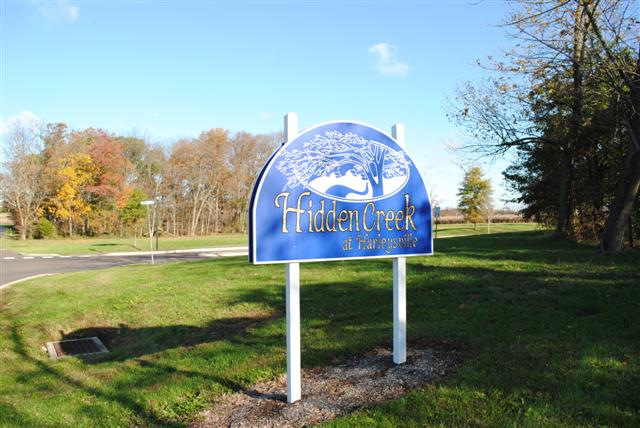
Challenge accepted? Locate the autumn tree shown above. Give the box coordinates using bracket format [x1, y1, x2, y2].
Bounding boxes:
[1, 122, 47, 239]
[227, 132, 278, 232]
[81, 129, 129, 234]
[457, 166, 493, 229]
[169, 129, 228, 236]
[46, 153, 95, 236]
[2, 121, 283, 238]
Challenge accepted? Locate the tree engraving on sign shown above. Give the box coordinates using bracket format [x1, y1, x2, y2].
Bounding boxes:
[276, 131, 410, 201]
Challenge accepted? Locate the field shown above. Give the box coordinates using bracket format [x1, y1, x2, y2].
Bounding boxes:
[1, 231, 638, 427]
[0, 223, 540, 255]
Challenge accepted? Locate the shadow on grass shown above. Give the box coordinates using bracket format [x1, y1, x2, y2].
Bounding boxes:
[6, 313, 286, 426]
[61, 313, 282, 363]
[8, 324, 188, 427]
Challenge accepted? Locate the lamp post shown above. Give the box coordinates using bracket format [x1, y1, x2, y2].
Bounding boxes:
[141, 200, 155, 264]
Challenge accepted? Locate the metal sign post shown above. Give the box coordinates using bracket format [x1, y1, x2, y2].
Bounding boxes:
[141, 200, 155, 264]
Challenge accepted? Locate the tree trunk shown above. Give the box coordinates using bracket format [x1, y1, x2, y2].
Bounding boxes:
[629, 214, 635, 249]
[599, 39, 640, 253]
[599, 145, 640, 253]
[18, 212, 27, 240]
[555, 149, 573, 237]
[555, 1, 587, 239]
[215, 194, 219, 234]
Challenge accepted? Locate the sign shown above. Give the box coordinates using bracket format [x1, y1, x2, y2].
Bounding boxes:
[249, 121, 432, 264]
[434, 206, 441, 218]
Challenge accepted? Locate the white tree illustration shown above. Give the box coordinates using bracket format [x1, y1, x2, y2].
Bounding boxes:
[276, 131, 410, 197]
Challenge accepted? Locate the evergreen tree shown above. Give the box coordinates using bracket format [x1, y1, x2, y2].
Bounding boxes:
[457, 167, 493, 229]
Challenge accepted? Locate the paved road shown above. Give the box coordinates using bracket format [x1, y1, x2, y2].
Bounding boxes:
[0, 247, 248, 287]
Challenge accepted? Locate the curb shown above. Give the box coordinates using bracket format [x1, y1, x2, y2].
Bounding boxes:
[0, 274, 54, 290]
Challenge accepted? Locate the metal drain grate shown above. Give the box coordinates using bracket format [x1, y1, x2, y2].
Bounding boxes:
[46, 337, 109, 359]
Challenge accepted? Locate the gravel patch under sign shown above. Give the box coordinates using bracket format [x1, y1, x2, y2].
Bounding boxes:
[196, 342, 470, 428]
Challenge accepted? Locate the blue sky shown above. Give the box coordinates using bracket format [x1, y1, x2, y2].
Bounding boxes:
[2, 0, 515, 208]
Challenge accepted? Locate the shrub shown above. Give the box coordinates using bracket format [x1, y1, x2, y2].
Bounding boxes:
[34, 218, 56, 239]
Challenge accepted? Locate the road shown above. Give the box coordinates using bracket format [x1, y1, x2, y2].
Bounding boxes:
[0, 247, 248, 288]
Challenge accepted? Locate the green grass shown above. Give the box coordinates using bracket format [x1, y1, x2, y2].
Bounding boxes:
[0, 223, 539, 255]
[1, 231, 638, 427]
[0, 234, 247, 255]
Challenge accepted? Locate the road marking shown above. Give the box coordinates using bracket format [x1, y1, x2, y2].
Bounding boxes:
[1, 273, 54, 290]
[78, 255, 92, 258]
[3, 257, 15, 260]
[23, 257, 34, 259]
[220, 252, 248, 257]
[42, 256, 54, 259]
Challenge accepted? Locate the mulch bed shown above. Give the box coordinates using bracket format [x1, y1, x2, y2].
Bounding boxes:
[195, 340, 472, 427]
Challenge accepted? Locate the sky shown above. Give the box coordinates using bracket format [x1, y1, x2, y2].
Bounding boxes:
[2, 0, 517, 208]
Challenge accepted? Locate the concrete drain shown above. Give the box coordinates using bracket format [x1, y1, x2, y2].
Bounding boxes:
[46, 337, 109, 359]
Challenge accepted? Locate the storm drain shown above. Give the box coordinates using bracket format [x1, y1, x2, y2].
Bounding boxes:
[46, 337, 109, 359]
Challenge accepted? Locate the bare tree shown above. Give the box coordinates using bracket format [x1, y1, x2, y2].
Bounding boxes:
[1, 122, 47, 239]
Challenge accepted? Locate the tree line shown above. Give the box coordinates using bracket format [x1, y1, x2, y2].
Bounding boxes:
[451, 0, 639, 253]
[1, 122, 279, 240]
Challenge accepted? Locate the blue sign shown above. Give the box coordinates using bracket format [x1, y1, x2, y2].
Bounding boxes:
[249, 121, 432, 264]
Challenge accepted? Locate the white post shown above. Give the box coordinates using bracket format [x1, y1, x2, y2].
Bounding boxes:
[284, 113, 301, 403]
[392, 123, 406, 364]
[146, 204, 154, 264]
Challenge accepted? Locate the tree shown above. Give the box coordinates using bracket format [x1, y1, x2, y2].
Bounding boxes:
[118, 188, 147, 247]
[450, 0, 639, 249]
[276, 131, 409, 197]
[169, 129, 228, 236]
[450, 0, 596, 238]
[457, 167, 492, 229]
[227, 132, 278, 232]
[1, 122, 47, 240]
[580, 0, 640, 252]
[46, 153, 95, 236]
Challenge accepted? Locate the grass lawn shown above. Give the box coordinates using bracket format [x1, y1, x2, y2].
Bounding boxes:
[1, 231, 638, 427]
[0, 223, 540, 256]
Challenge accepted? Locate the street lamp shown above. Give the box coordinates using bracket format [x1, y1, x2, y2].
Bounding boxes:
[141, 200, 155, 264]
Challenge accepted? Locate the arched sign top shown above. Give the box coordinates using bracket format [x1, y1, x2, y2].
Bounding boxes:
[249, 121, 432, 264]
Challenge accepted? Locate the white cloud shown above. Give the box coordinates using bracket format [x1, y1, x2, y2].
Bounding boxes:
[32, 0, 79, 23]
[368, 43, 410, 77]
[0, 111, 41, 136]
